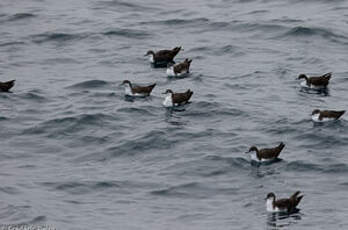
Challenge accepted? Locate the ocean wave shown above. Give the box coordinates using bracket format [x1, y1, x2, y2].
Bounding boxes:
[8, 13, 36, 21]
[95, 0, 158, 11]
[0, 186, 20, 195]
[22, 113, 115, 136]
[106, 130, 173, 157]
[0, 13, 36, 23]
[0, 41, 26, 47]
[67, 80, 109, 89]
[140, 17, 209, 27]
[16, 91, 48, 103]
[39, 181, 122, 194]
[278, 26, 348, 42]
[116, 107, 158, 116]
[285, 161, 348, 173]
[187, 101, 246, 118]
[30, 32, 87, 44]
[102, 28, 152, 39]
[150, 182, 209, 198]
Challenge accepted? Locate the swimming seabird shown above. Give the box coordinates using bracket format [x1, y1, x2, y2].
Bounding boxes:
[162, 89, 193, 107]
[246, 142, 285, 162]
[166, 58, 192, 77]
[298, 72, 331, 88]
[145, 46, 182, 66]
[0, 80, 15, 92]
[265, 191, 303, 213]
[311, 109, 345, 122]
[121, 80, 156, 97]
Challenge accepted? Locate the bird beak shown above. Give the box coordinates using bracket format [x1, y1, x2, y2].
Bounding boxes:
[144, 54, 148, 57]
[245, 151, 250, 154]
[162, 92, 167, 94]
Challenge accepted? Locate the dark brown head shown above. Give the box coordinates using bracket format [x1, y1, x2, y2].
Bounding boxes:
[246, 146, 258, 153]
[298, 74, 307, 80]
[312, 109, 320, 115]
[121, 80, 131, 86]
[266, 192, 276, 200]
[144, 50, 155, 56]
[162, 89, 174, 95]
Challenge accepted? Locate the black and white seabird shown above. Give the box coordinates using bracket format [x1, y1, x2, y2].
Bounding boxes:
[246, 142, 285, 162]
[311, 109, 345, 122]
[121, 80, 156, 97]
[166, 58, 192, 77]
[266, 191, 303, 213]
[145, 46, 182, 66]
[0, 80, 15, 92]
[162, 89, 193, 107]
[298, 72, 331, 89]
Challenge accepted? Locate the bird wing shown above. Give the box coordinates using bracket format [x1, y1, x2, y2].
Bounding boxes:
[172, 90, 192, 104]
[309, 76, 330, 86]
[132, 84, 156, 94]
[259, 147, 280, 159]
[274, 198, 291, 210]
[173, 62, 189, 74]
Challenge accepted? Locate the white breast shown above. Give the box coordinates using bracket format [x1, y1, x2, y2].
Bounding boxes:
[247, 152, 271, 162]
[266, 199, 277, 212]
[166, 66, 176, 77]
[300, 81, 324, 89]
[266, 199, 288, 213]
[124, 84, 133, 96]
[163, 94, 173, 107]
[311, 113, 334, 122]
[149, 55, 154, 63]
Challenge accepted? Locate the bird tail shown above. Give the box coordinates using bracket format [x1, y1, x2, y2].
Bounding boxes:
[6, 80, 15, 84]
[290, 191, 301, 199]
[335, 111, 345, 119]
[172, 46, 182, 56]
[323, 72, 331, 80]
[185, 89, 193, 99]
[290, 191, 303, 207]
[295, 195, 304, 207]
[278, 142, 285, 151]
[149, 83, 156, 90]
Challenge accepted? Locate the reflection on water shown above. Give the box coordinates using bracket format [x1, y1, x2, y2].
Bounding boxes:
[266, 211, 302, 230]
[299, 86, 329, 96]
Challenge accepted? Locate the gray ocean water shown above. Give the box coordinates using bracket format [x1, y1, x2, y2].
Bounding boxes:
[1, 0, 348, 229]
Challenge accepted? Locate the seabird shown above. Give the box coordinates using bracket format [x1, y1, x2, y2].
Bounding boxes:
[145, 46, 182, 66]
[0, 80, 15, 92]
[162, 89, 193, 107]
[265, 191, 303, 213]
[298, 72, 331, 89]
[246, 142, 285, 162]
[121, 80, 156, 97]
[166, 58, 192, 77]
[311, 109, 345, 122]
